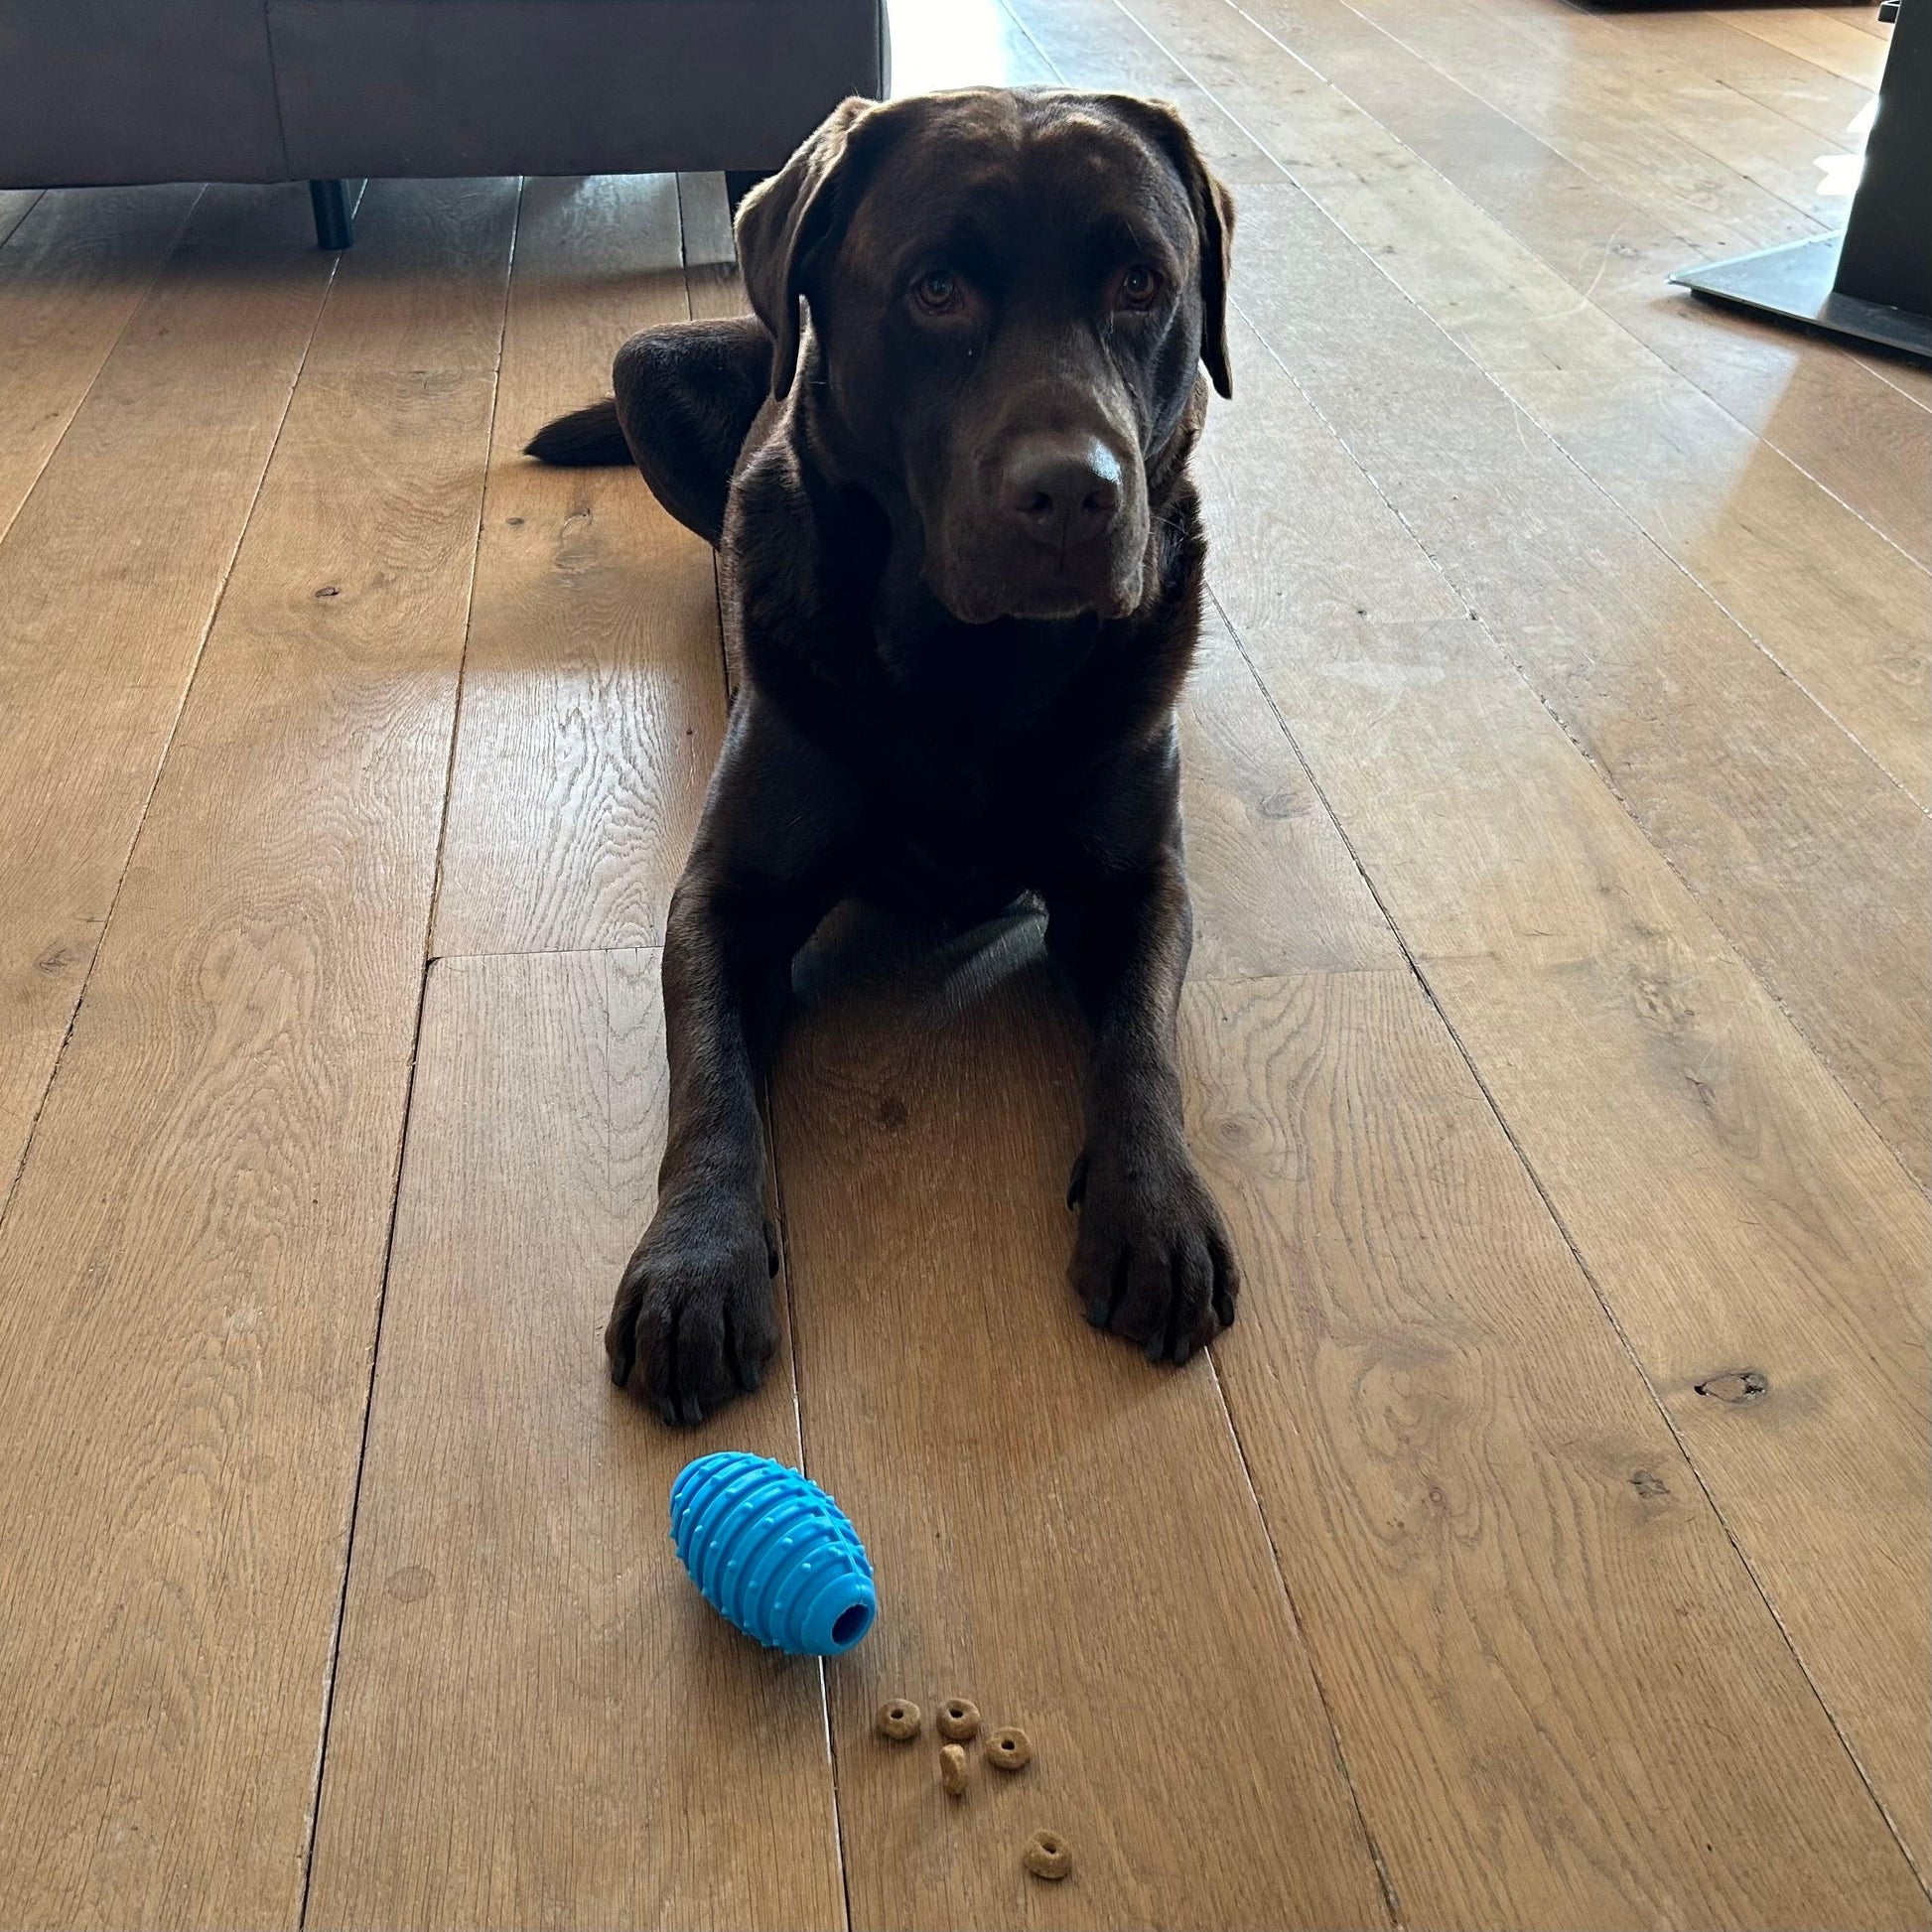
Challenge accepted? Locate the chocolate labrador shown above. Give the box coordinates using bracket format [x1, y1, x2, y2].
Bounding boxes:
[527, 87, 1240, 1424]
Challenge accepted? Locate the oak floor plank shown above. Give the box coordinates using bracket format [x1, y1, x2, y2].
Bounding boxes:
[1009, 0, 1930, 1181]
[0, 178, 511, 1928]
[1722, 6, 1891, 86]
[676, 171, 745, 324]
[1147, 616, 1927, 1924]
[1194, 307, 1930, 1881]
[1329, 0, 1825, 255]
[1417, 0, 1856, 224]
[0, 185, 205, 544]
[432, 175, 728, 958]
[1840, 5, 1895, 39]
[771, 918, 1391, 1931]
[1218, 189, 1929, 1185]
[1587, 3, 1873, 139]
[1864, 354, 1932, 410]
[1182, 616, 1410, 979]
[1065, 0, 1930, 566]
[1188, 965, 1927, 1929]
[0, 184, 345, 1219]
[305, 949, 845, 1930]
[1236, 0, 1916, 564]
[1101, 0, 1932, 803]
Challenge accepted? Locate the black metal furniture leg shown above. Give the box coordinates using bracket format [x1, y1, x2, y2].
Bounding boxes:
[1668, 0, 1928, 361]
[309, 178, 353, 250]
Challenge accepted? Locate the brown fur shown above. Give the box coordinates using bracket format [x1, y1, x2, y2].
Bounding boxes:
[527, 88, 1240, 1423]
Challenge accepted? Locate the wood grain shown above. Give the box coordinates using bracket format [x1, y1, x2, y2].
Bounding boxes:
[771, 916, 1391, 1930]
[1334, 0, 1825, 254]
[1589, 4, 1874, 139]
[1106, 587, 1922, 1917]
[1417, 0, 1856, 224]
[1189, 315, 1929, 1874]
[1863, 354, 1932, 411]
[0, 8, 1924, 1921]
[0, 184, 346, 1220]
[305, 949, 844, 1930]
[0, 179, 509, 1927]
[1154, 0, 1930, 566]
[1008, 0, 1931, 1181]
[1188, 967, 1928, 1928]
[1182, 615, 1406, 978]
[1839, 6, 1894, 40]
[1101, 0, 1932, 805]
[1231, 187, 1927, 1180]
[432, 175, 728, 958]
[0, 184, 204, 544]
[1722, 6, 1891, 86]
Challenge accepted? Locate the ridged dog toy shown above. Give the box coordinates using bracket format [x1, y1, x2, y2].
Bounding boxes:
[669, 1450, 877, 1656]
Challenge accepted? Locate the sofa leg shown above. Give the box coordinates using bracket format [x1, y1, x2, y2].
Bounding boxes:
[309, 179, 354, 250]
[724, 170, 770, 218]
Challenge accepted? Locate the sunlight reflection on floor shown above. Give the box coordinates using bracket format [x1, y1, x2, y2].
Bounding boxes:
[887, 0, 1041, 94]
[1815, 97, 1876, 201]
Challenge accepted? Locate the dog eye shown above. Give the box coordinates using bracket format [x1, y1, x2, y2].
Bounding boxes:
[911, 269, 962, 315]
[1117, 264, 1162, 309]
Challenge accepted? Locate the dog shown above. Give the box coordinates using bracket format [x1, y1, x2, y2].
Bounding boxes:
[527, 87, 1240, 1424]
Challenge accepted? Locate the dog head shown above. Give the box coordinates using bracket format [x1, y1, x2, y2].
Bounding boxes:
[736, 88, 1234, 625]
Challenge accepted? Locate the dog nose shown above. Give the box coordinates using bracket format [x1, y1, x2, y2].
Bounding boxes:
[998, 435, 1123, 549]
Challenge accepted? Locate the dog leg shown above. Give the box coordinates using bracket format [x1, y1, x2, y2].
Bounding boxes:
[606, 698, 851, 1423]
[1046, 822, 1240, 1364]
[523, 315, 773, 546]
[613, 317, 773, 545]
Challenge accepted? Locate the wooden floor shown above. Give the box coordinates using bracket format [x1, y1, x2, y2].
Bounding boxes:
[0, 1, 1926, 1926]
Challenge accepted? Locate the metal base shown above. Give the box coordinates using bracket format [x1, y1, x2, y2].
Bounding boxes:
[309, 178, 354, 251]
[1671, 233, 1932, 365]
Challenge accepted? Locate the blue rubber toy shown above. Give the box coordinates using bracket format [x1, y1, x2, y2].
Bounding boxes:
[669, 1450, 877, 1656]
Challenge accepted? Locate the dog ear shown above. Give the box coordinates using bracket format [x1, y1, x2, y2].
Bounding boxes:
[734, 96, 880, 400]
[1110, 98, 1237, 400]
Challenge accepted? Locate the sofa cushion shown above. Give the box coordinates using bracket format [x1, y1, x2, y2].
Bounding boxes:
[269, 0, 886, 178]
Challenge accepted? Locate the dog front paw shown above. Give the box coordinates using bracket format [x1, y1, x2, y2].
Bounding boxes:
[605, 1196, 780, 1425]
[1067, 1134, 1240, 1363]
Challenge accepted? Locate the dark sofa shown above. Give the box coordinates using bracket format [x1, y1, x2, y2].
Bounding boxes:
[0, 0, 889, 244]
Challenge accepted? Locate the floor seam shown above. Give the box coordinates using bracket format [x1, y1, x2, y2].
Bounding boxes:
[296, 953, 440, 1926]
[1210, 580, 1932, 1901]
[298, 179, 522, 1920]
[1127, 0, 1929, 815]
[0, 182, 207, 556]
[0, 184, 344, 1243]
[423, 177, 524, 964]
[1220, 266, 1928, 1195]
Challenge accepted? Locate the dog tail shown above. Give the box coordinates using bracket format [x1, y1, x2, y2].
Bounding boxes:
[524, 396, 629, 466]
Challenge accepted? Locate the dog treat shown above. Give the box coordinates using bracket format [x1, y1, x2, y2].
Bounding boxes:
[876, 1699, 921, 1741]
[939, 1743, 969, 1797]
[986, 1725, 1033, 1771]
[1024, 1830, 1072, 1881]
[936, 1697, 980, 1741]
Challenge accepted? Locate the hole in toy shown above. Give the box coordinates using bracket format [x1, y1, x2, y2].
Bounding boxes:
[832, 1603, 870, 1645]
